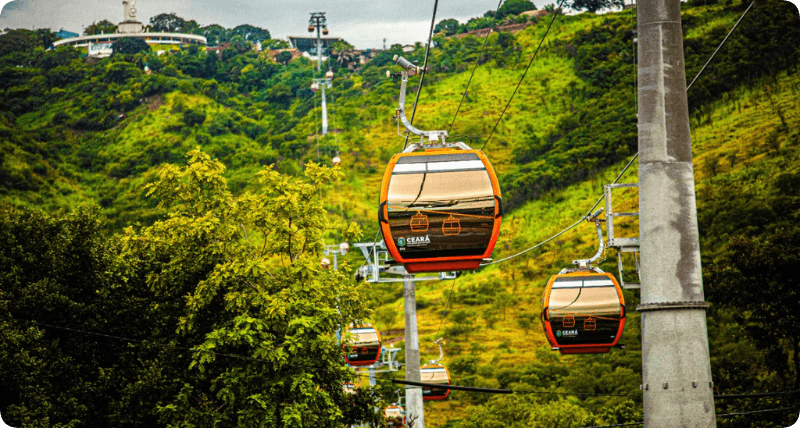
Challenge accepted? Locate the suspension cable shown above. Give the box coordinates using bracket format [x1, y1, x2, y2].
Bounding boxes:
[448, 0, 506, 133]
[403, 0, 440, 150]
[686, 0, 755, 92]
[481, 0, 567, 151]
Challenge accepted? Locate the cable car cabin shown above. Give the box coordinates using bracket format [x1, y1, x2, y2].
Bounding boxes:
[420, 363, 451, 401]
[541, 271, 626, 354]
[384, 405, 405, 427]
[342, 382, 357, 395]
[379, 150, 502, 273]
[342, 325, 382, 366]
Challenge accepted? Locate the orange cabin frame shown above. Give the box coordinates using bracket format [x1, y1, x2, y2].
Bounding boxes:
[379, 149, 503, 273]
[540, 271, 626, 354]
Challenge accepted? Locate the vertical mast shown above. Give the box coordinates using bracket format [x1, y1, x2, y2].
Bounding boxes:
[637, 0, 716, 425]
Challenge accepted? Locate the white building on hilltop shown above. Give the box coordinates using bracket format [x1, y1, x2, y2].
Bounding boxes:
[53, 0, 206, 57]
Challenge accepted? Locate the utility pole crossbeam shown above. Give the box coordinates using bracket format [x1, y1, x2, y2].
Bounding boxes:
[637, 0, 716, 425]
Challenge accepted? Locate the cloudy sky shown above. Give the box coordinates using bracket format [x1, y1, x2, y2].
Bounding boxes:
[0, 0, 509, 49]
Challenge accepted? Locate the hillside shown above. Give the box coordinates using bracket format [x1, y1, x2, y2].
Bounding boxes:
[2, 0, 800, 426]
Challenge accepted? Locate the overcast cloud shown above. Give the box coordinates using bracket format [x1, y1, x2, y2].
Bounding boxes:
[0, 0, 507, 49]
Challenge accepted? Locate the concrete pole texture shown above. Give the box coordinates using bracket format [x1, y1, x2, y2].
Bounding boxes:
[403, 276, 425, 428]
[637, 0, 716, 425]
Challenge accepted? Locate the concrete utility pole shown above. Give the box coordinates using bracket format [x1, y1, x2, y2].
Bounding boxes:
[403, 276, 425, 428]
[636, 0, 716, 425]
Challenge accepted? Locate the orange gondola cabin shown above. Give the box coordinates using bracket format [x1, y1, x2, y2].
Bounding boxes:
[541, 271, 626, 354]
[384, 405, 405, 427]
[342, 325, 382, 366]
[420, 363, 451, 401]
[379, 150, 503, 273]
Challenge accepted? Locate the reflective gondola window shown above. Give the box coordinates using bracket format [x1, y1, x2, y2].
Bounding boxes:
[548, 275, 621, 346]
[386, 153, 496, 260]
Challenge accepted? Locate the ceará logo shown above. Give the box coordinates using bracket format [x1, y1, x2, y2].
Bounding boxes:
[397, 238, 406, 247]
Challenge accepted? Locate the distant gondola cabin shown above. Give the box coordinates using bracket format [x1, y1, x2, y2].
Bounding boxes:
[541, 271, 626, 354]
[420, 363, 451, 401]
[379, 150, 502, 273]
[342, 325, 382, 366]
[384, 405, 405, 427]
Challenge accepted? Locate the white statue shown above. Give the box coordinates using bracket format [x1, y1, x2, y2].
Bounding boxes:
[122, 0, 137, 21]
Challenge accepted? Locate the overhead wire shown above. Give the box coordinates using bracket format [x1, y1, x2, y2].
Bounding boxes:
[483, 0, 746, 267]
[481, 0, 567, 151]
[423, 277, 458, 355]
[580, 406, 800, 428]
[403, 0, 440, 150]
[686, 0, 756, 92]
[448, 0, 506, 133]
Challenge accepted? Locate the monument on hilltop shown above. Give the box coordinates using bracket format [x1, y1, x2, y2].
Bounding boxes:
[52, 0, 207, 56]
[118, 0, 144, 34]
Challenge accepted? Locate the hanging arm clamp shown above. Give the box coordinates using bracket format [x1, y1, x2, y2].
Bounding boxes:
[392, 55, 448, 145]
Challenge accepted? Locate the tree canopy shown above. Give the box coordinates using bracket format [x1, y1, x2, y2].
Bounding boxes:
[84, 19, 118, 35]
[112, 37, 151, 55]
[569, 0, 622, 13]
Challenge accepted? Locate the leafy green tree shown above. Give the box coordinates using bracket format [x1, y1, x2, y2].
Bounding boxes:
[494, 0, 537, 19]
[149, 13, 187, 33]
[277, 50, 293, 65]
[706, 228, 800, 390]
[569, 0, 622, 13]
[230, 35, 253, 54]
[121, 149, 379, 426]
[112, 37, 151, 55]
[0, 28, 44, 57]
[84, 19, 118, 35]
[434, 18, 460, 36]
[232, 24, 271, 43]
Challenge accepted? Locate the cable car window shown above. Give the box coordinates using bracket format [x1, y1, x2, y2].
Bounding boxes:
[350, 329, 379, 344]
[421, 368, 449, 383]
[548, 276, 621, 345]
[386, 157, 495, 260]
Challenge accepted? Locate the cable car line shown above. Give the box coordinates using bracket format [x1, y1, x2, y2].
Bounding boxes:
[393, 379, 513, 394]
[448, 0, 506, 133]
[13, 313, 798, 402]
[686, 0, 756, 92]
[580, 406, 800, 428]
[481, 0, 567, 151]
[423, 277, 458, 356]
[403, 0, 440, 150]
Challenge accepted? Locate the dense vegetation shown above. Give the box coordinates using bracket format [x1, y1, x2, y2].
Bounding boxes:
[2, 0, 800, 426]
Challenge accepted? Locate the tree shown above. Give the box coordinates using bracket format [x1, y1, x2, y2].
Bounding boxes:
[434, 18, 460, 36]
[84, 19, 118, 35]
[706, 228, 800, 390]
[111, 37, 150, 56]
[0, 29, 40, 57]
[229, 35, 253, 54]
[569, 0, 622, 13]
[231, 24, 271, 43]
[121, 149, 380, 426]
[277, 50, 293, 65]
[330, 40, 357, 68]
[149, 13, 187, 33]
[496, 0, 537, 19]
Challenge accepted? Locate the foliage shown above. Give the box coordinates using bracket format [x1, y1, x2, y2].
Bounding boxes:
[112, 37, 151, 56]
[149, 13, 189, 33]
[122, 149, 376, 426]
[435, 18, 460, 36]
[569, 0, 623, 13]
[84, 19, 118, 36]
[706, 229, 800, 390]
[494, 0, 538, 19]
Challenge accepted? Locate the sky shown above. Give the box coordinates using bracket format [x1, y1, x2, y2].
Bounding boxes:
[0, 0, 513, 49]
